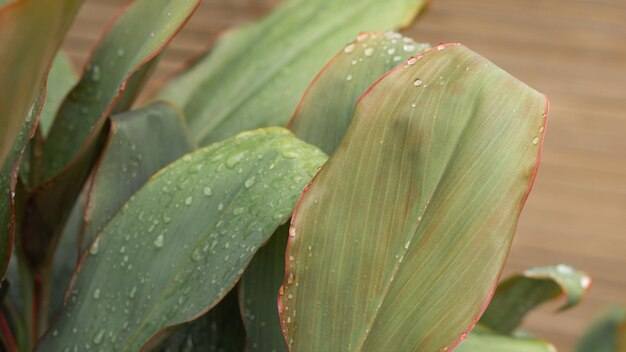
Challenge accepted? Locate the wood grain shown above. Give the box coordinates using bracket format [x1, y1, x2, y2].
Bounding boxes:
[62, 0, 626, 350]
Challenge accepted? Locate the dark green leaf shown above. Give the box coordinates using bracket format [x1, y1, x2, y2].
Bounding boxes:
[289, 31, 429, 155]
[239, 223, 289, 352]
[37, 128, 327, 351]
[157, 0, 427, 146]
[279, 44, 548, 351]
[39, 52, 78, 137]
[481, 264, 591, 334]
[148, 290, 245, 352]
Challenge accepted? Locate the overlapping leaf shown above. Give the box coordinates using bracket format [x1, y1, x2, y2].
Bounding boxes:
[481, 264, 591, 334]
[158, 0, 427, 146]
[239, 224, 290, 352]
[48, 102, 193, 321]
[279, 44, 548, 351]
[0, 0, 82, 169]
[289, 32, 430, 155]
[38, 52, 78, 137]
[0, 0, 83, 280]
[37, 128, 327, 351]
[43, 0, 199, 179]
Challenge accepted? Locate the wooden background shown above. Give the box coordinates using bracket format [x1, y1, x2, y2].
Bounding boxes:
[62, 0, 626, 350]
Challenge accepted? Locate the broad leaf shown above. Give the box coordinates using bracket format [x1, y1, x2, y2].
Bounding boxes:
[289, 32, 430, 155]
[480, 264, 591, 334]
[0, 0, 82, 168]
[456, 328, 556, 352]
[279, 44, 547, 351]
[149, 291, 245, 352]
[47, 102, 193, 321]
[239, 223, 290, 352]
[43, 0, 200, 179]
[157, 0, 426, 146]
[575, 307, 626, 352]
[37, 128, 327, 351]
[79, 102, 194, 252]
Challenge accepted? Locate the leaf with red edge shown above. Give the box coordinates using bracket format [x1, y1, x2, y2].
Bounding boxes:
[0, 0, 83, 169]
[279, 44, 548, 351]
[0, 0, 83, 281]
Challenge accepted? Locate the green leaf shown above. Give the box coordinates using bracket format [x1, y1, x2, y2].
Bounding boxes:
[43, 0, 200, 179]
[37, 128, 327, 351]
[279, 44, 548, 351]
[148, 290, 245, 352]
[289, 32, 430, 155]
[0, 92, 44, 281]
[39, 52, 79, 137]
[79, 102, 194, 252]
[157, 0, 427, 146]
[0, 0, 83, 168]
[481, 264, 591, 334]
[456, 328, 556, 352]
[575, 306, 626, 352]
[239, 223, 290, 352]
[47, 102, 193, 321]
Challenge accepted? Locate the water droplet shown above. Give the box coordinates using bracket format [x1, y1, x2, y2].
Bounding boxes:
[580, 276, 591, 288]
[93, 329, 105, 345]
[203, 187, 213, 196]
[226, 152, 246, 168]
[387, 48, 396, 55]
[364, 48, 374, 57]
[278, 286, 285, 295]
[191, 248, 203, 262]
[437, 44, 446, 51]
[154, 234, 164, 248]
[287, 272, 295, 284]
[407, 57, 417, 66]
[244, 177, 256, 188]
[403, 44, 416, 52]
[356, 33, 369, 42]
[404, 240, 411, 249]
[91, 65, 101, 81]
[52, 330, 59, 337]
[185, 196, 193, 205]
[129, 286, 137, 298]
[411, 102, 417, 108]
[233, 207, 244, 216]
[393, 55, 402, 61]
[117, 48, 125, 56]
[532, 136, 540, 145]
[344, 43, 356, 54]
[93, 289, 100, 299]
[413, 78, 423, 87]
[90, 239, 100, 255]
[538, 126, 545, 133]
[150, 31, 155, 38]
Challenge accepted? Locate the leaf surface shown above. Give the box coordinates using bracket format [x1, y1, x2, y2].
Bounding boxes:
[289, 32, 429, 155]
[279, 44, 548, 351]
[480, 264, 591, 334]
[48, 102, 193, 321]
[0, 0, 82, 168]
[239, 223, 290, 352]
[43, 0, 200, 179]
[37, 128, 327, 351]
[157, 0, 426, 146]
[39, 52, 79, 137]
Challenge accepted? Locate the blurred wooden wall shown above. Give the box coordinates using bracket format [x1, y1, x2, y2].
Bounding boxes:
[62, 0, 626, 350]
